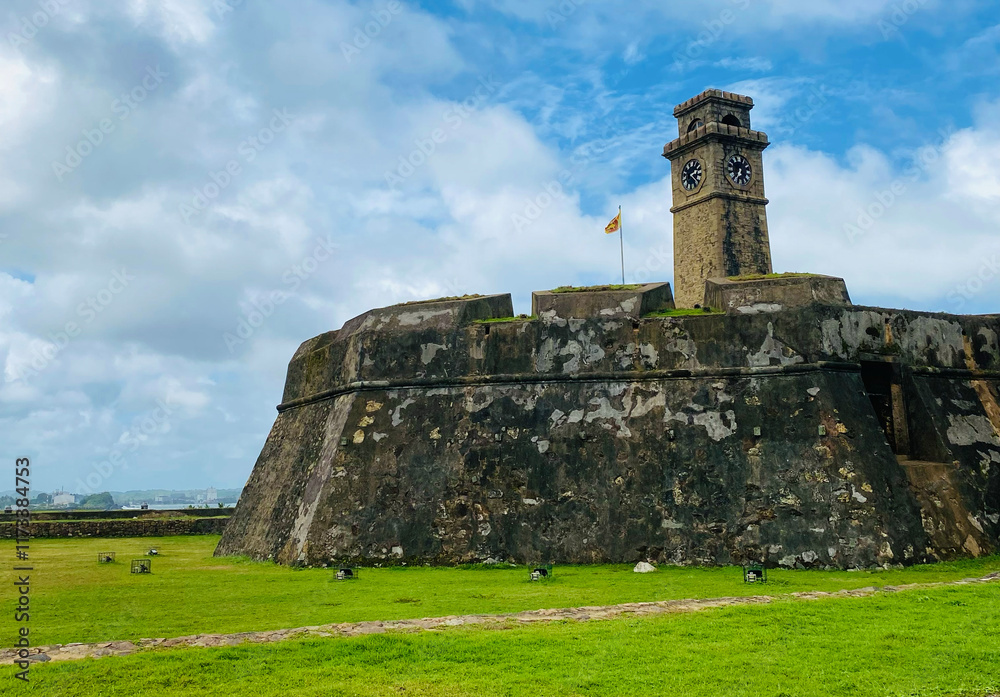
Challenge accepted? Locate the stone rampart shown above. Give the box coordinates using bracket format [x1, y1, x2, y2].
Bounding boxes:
[217, 293, 1000, 569]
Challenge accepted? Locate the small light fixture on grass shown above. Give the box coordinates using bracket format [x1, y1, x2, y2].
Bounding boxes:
[97, 552, 116, 564]
[131, 559, 152, 574]
[530, 563, 553, 581]
[743, 562, 767, 584]
[336, 566, 358, 581]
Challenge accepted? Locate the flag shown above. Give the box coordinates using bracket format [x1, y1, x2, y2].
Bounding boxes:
[605, 210, 621, 235]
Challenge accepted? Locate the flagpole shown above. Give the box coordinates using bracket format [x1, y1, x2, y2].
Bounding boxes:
[618, 205, 625, 285]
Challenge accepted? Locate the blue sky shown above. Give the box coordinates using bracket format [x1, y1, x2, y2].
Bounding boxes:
[1, 0, 999, 492]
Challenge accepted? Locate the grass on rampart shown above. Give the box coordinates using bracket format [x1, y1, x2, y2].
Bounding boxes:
[645, 307, 722, 317]
[549, 284, 643, 293]
[727, 272, 817, 281]
[473, 315, 536, 324]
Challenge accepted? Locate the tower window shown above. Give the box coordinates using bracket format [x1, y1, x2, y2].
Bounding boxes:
[722, 114, 742, 128]
[687, 119, 704, 133]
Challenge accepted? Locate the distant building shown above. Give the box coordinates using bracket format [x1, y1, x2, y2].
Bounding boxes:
[206, 487, 218, 503]
[52, 492, 75, 506]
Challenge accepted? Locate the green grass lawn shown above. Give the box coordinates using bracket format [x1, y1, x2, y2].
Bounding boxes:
[2, 536, 998, 649]
[9, 583, 999, 696]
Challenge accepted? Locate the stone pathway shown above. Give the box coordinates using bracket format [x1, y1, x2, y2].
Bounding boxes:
[4, 572, 997, 665]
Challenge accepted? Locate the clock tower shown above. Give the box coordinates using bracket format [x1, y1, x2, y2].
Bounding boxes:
[663, 89, 773, 308]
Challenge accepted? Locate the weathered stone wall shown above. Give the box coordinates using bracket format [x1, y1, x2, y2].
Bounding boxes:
[531, 283, 673, 321]
[217, 296, 1000, 569]
[0, 517, 229, 538]
[705, 275, 852, 315]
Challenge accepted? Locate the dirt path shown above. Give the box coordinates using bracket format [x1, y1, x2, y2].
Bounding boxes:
[5, 572, 998, 665]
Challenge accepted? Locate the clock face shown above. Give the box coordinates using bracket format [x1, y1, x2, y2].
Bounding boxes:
[727, 154, 752, 186]
[681, 159, 703, 191]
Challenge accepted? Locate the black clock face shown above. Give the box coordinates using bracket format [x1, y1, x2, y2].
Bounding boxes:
[727, 154, 752, 186]
[681, 159, 702, 190]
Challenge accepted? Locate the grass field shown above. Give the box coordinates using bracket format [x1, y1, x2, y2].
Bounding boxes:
[9, 584, 1000, 696]
[2, 536, 999, 696]
[3, 536, 999, 647]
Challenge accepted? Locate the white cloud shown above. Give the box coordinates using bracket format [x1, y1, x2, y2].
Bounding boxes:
[623, 41, 644, 65]
[765, 115, 1000, 309]
[126, 0, 217, 46]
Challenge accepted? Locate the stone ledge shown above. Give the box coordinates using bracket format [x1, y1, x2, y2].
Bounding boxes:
[663, 122, 769, 158]
[531, 282, 673, 321]
[704, 275, 852, 315]
[674, 89, 754, 117]
[340, 293, 514, 336]
[276, 361, 864, 413]
[292, 294, 515, 363]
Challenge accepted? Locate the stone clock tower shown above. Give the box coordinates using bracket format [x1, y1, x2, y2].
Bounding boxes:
[663, 89, 773, 308]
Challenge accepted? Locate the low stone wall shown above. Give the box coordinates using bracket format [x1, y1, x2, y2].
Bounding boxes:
[704, 275, 851, 314]
[531, 283, 674, 321]
[0, 508, 233, 523]
[0, 517, 229, 538]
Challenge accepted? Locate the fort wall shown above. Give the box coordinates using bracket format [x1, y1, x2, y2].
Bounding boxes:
[216, 293, 1000, 569]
